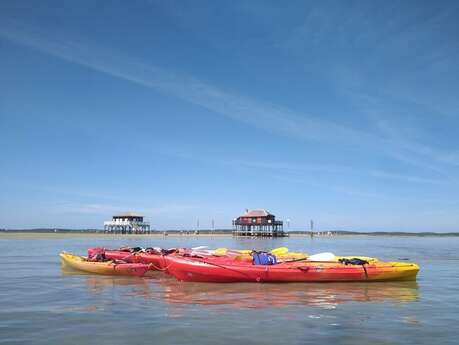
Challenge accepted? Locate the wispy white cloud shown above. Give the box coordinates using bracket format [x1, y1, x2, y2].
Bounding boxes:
[152, 145, 448, 187]
[54, 203, 122, 215]
[1, 19, 458, 183]
[278, 5, 459, 177]
[368, 170, 444, 185]
[56, 202, 198, 217]
[0, 20, 380, 145]
[236, 159, 446, 187]
[350, 91, 459, 178]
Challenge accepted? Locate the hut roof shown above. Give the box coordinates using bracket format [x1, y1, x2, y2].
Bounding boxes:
[240, 209, 273, 218]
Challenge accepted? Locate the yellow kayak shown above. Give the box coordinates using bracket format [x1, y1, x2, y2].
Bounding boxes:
[60, 252, 150, 277]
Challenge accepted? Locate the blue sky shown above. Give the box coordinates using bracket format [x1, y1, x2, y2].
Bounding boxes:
[1, 0, 459, 231]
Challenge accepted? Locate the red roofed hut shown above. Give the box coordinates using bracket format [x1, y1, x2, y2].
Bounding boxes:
[232, 209, 286, 237]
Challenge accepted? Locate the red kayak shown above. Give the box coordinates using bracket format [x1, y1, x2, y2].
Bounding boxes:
[165, 255, 420, 283]
[88, 247, 168, 270]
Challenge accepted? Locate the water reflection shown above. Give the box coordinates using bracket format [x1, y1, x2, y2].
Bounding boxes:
[62, 266, 419, 309]
[61, 265, 154, 297]
[157, 278, 419, 309]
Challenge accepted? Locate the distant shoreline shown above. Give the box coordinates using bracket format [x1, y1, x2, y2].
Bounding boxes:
[0, 229, 458, 237]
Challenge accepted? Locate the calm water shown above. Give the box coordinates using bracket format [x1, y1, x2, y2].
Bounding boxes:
[0, 235, 458, 345]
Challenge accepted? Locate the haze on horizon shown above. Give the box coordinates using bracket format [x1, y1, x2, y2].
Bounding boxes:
[1, 0, 459, 232]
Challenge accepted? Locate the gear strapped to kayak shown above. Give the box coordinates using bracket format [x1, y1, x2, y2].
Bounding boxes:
[252, 251, 277, 265]
[338, 258, 369, 265]
[338, 257, 369, 279]
[118, 246, 143, 253]
[87, 247, 107, 262]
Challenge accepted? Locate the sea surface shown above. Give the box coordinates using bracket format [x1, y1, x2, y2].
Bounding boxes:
[0, 234, 458, 345]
